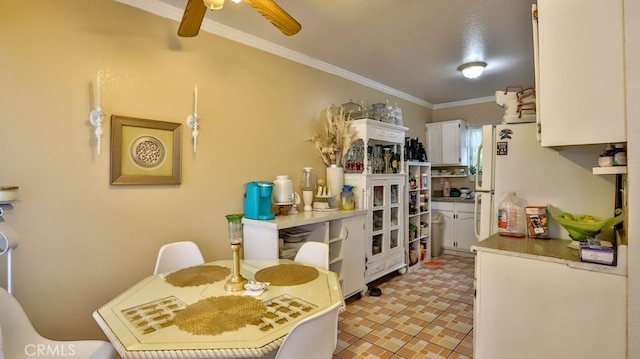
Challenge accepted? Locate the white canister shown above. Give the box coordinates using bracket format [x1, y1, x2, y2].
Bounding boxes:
[273, 175, 294, 203]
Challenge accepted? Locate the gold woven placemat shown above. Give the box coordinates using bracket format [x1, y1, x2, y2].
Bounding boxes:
[164, 265, 231, 287]
[173, 296, 266, 336]
[254, 264, 319, 286]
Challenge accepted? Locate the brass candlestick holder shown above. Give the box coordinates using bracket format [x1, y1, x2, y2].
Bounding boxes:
[225, 214, 248, 292]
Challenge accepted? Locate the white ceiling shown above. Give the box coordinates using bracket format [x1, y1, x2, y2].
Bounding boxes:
[117, 0, 537, 107]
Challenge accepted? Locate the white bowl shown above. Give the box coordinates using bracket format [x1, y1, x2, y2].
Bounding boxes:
[598, 156, 614, 167]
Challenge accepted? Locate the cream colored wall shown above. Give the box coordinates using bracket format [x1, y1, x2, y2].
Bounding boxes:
[0, 0, 430, 340]
[432, 101, 504, 125]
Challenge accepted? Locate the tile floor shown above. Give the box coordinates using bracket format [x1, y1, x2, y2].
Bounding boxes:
[334, 254, 475, 359]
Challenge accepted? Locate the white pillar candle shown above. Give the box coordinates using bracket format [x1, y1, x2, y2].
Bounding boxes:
[96, 72, 101, 108]
[194, 85, 198, 115]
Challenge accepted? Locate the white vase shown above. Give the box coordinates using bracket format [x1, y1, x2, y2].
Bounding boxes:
[326, 165, 344, 198]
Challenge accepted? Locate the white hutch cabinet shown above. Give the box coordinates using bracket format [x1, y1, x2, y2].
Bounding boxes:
[344, 119, 409, 283]
[344, 175, 405, 282]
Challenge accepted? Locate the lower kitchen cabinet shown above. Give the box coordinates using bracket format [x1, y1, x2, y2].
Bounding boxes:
[474, 249, 625, 359]
[242, 210, 368, 299]
[433, 201, 476, 255]
[341, 215, 366, 298]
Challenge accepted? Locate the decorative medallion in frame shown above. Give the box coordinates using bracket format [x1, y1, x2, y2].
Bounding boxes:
[110, 115, 182, 185]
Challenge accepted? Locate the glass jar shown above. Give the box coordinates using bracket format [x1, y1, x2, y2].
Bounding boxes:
[225, 214, 243, 245]
[613, 143, 626, 166]
[300, 167, 317, 212]
[372, 145, 385, 174]
[300, 167, 317, 192]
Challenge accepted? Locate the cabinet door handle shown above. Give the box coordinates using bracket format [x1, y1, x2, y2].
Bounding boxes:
[344, 227, 350, 240]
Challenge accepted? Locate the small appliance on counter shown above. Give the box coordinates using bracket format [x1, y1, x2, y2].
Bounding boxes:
[244, 181, 275, 220]
[460, 187, 471, 199]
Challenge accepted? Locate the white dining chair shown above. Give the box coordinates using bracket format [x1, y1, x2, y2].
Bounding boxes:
[153, 241, 205, 275]
[274, 302, 341, 359]
[294, 242, 329, 270]
[0, 287, 115, 359]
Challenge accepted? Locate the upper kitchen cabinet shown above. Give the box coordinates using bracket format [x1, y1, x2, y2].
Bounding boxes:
[533, 0, 625, 147]
[425, 119, 469, 167]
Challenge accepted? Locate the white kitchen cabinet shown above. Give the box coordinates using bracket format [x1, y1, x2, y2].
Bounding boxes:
[242, 210, 367, 299]
[533, 0, 625, 146]
[341, 215, 366, 298]
[425, 119, 468, 166]
[474, 248, 625, 359]
[406, 161, 432, 267]
[345, 174, 406, 283]
[433, 201, 476, 256]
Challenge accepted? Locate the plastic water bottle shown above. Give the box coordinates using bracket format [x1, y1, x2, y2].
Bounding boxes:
[340, 185, 355, 210]
[443, 179, 451, 197]
[497, 192, 525, 237]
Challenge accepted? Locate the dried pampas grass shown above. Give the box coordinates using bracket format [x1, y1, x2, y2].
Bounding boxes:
[309, 106, 357, 167]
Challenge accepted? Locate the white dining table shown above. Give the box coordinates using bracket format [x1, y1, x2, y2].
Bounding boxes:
[93, 259, 344, 359]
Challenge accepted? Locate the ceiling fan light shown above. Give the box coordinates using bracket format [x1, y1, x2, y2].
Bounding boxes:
[203, 0, 225, 10]
[231, 0, 242, 3]
[457, 61, 487, 79]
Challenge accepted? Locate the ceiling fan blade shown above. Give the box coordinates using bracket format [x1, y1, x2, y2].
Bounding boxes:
[244, 0, 301, 36]
[178, 0, 207, 37]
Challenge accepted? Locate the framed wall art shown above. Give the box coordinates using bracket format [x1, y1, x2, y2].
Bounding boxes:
[110, 115, 182, 185]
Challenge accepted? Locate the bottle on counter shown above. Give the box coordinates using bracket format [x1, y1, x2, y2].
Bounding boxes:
[340, 185, 355, 210]
[443, 179, 451, 197]
[497, 192, 526, 238]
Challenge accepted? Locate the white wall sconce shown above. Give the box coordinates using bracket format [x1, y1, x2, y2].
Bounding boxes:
[457, 61, 487, 79]
[186, 85, 200, 153]
[89, 72, 104, 155]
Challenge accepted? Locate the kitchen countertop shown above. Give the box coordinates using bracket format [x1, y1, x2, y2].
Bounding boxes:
[472, 233, 627, 276]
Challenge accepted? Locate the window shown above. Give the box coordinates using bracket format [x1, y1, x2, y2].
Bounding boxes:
[468, 125, 482, 175]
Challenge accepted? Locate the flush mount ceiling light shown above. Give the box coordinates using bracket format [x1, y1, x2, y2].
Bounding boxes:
[457, 61, 487, 79]
[203, 0, 225, 10]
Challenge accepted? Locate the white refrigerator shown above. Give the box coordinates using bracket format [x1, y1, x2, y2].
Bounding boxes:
[473, 122, 616, 241]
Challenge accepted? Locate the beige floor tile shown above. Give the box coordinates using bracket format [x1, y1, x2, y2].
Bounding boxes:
[338, 254, 475, 358]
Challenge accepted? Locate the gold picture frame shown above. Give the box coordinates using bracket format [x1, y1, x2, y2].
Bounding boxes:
[110, 115, 182, 185]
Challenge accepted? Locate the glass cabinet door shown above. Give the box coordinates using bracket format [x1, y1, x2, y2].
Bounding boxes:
[390, 229, 399, 250]
[372, 234, 383, 255]
[373, 185, 384, 207]
[370, 184, 385, 259]
[372, 209, 384, 232]
[366, 178, 404, 260]
[390, 184, 399, 204]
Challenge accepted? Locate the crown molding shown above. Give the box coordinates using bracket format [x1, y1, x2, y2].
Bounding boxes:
[432, 95, 495, 110]
[114, 0, 433, 108]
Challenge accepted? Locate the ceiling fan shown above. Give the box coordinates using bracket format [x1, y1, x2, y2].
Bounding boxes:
[178, 0, 301, 37]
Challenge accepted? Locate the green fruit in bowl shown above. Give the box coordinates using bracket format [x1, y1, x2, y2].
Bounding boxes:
[558, 212, 575, 220]
[548, 206, 624, 241]
[577, 214, 596, 223]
